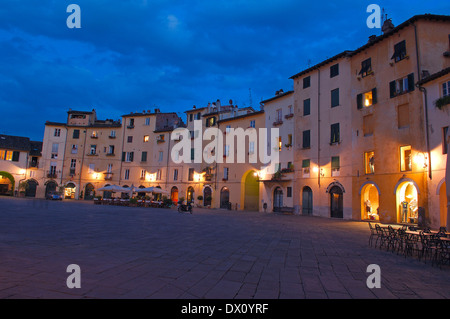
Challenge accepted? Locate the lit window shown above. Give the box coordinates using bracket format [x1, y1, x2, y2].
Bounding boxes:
[144, 135, 149, 142]
[400, 146, 412, 171]
[365, 151, 375, 174]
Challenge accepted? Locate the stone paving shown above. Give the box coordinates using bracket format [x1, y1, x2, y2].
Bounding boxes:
[1, 196, 450, 299]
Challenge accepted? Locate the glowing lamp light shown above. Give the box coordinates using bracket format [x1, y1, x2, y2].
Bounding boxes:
[19, 169, 26, 175]
[146, 173, 156, 182]
[312, 166, 319, 173]
[413, 152, 427, 169]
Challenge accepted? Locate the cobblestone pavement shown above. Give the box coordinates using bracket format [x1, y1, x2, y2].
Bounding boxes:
[1, 197, 449, 299]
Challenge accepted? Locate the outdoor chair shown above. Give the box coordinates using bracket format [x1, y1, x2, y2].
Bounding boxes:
[374, 224, 389, 249]
[434, 239, 450, 268]
[421, 233, 440, 264]
[368, 222, 379, 247]
[404, 232, 421, 259]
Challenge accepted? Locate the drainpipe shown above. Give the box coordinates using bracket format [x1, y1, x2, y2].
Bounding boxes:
[413, 22, 432, 180]
[317, 67, 321, 188]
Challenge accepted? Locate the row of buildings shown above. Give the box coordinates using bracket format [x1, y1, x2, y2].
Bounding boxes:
[1, 14, 449, 229]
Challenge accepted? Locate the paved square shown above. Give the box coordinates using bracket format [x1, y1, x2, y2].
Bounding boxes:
[1, 197, 450, 299]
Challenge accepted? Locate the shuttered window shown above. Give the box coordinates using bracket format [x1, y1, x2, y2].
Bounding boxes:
[302, 130, 310, 149]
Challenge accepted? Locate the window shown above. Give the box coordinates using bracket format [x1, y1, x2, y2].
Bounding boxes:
[400, 145, 412, 171]
[249, 141, 255, 154]
[4, 151, 12, 161]
[143, 135, 149, 142]
[250, 120, 255, 128]
[287, 134, 293, 147]
[397, 104, 410, 129]
[331, 88, 339, 107]
[189, 114, 193, 122]
[302, 130, 310, 149]
[88, 164, 95, 174]
[206, 117, 216, 127]
[442, 81, 450, 97]
[223, 167, 229, 180]
[157, 169, 161, 180]
[123, 151, 134, 162]
[157, 134, 165, 142]
[276, 109, 283, 122]
[188, 168, 194, 181]
[128, 118, 134, 127]
[364, 151, 375, 174]
[71, 144, 78, 154]
[225, 125, 231, 133]
[330, 64, 339, 78]
[196, 112, 201, 120]
[278, 136, 282, 151]
[49, 162, 57, 175]
[303, 99, 310, 116]
[191, 148, 195, 161]
[107, 164, 113, 174]
[443, 126, 449, 155]
[110, 130, 116, 138]
[357, 88, 377, 109]
[158, 151, 163, 162]
[287, 187, 292, 198]
[390, 73, 415, 98]
[54, 128, 61, 137]
[91, 131, 98, 138]
[392, 40, 407, 62]
[145, 117, 150, 126]
[11, 151, 19, 162]
[303, 76, 311, 89]
[331, 156, 340, 176]
[302, 159, 310, 177]
[51, 143, 59, 158]
[359, 58, 372, 77]
[124, 169, 130, 180]
[224, 145, 230, 157]
[89, 145, 97, 155]
[330, 123, 340, 144]
[127, 136, 133, 143]
[73, 129, 80, 139]
[363, 115, 374, 136]
[108, 145, 115, 155]
[173, 169, 178, 181]
[140, 169, 146, 179]
[141, 151, 147, 162]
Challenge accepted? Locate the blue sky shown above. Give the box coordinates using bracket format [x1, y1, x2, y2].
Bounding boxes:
[0, 0, 448, 141]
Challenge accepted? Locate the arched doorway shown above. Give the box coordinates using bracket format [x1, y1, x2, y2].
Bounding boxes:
[273, 187, 283, 212]
[45, 180, 58, 198]
[439, 182, 447, 227]
[65, 182, 76, 199]
[187, 186, 195, 203]
[302, 186, 313, 215]
[171, 186, 179, 203]
[330, 186, 343, 218]
[137, 185, 146, 198]
[25, 179, 38, 197]
[0, 171, 14, 196]
[242, 170, 259, 211]
[203, 186, 212, 206]
[220, 187, 230, 209]
[360, 183, 380, 220]
[84, 183, 95, 200]
[395, 180, 419, 224]
[121, 185, 130, 199]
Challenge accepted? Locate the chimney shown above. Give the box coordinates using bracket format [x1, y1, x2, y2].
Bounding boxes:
[381, 18, 394, 34]
[368, 35, 377, 43]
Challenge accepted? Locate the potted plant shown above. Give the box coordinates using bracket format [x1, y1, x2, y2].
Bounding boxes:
[18, 181, 28, 197]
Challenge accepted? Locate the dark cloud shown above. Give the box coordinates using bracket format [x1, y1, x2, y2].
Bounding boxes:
[0, 0, 448, 140]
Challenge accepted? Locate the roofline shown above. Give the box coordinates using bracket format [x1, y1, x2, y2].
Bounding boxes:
[121, 112, 178, 117]
[290, 14, 450, 80]
[417, 67, 450, 85]
[217, 110, 265, 124]
[260, 90, 294, 104]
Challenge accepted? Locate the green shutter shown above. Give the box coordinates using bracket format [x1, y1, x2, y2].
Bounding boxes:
[357, 93, 363, 109]
[372, 88, 377, 104]
[407, 73, 415, 92]
[389, 81, 396, 98]
[331, 156, 340, 169]
[302, 159, 310, 168]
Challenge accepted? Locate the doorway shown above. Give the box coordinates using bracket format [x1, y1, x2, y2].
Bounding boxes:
[302, 186, 313, 215]
[330, 186, 343, 218]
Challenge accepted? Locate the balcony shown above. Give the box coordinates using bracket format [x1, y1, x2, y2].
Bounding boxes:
[104, 173, 113, 180]
[106, 153, 115, 156]
[126, 125, 134, 129]
[284, 113, 294, 119]
[156, 138, 165, 144]
[29, 160, 39, 168]
[108, 135, 116, 139]
[69, 169, 76, 176]
[273, 120, 283, 126]
[47, 171, 57, 179]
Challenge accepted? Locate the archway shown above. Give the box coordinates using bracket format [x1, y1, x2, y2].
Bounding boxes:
[121, 185, 130, 199]
[45, 180, 58, 198]
[25, 179, 38, 197]
[101, 184, 112, 199]
[220, 187, 230, 209]
[137, 185, 146, 198]
[84, 183, 95, 200]
[65, 182, 76, 199]
[360, 182, 380, 220]
[242, 170, 259, 211]
[330, 186, 343, 218]
[273, 187, 283, 212]
[302, 186, 313, 215]
[171, 186, 179, 203]
[439, 182, 447, 227]
[395, 180, 419, 224]
[203, 186, 212, 206]
[0, 171, 14, 196]
[187, 186, 195, 203]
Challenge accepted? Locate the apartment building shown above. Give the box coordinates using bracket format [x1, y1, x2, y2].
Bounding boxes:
[0, 134, 42, 197]
[259, 89, 295, 212]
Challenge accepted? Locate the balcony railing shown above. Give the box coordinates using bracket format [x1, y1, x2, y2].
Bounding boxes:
[29, 161, 39, 168]
[47, 172, 57, 179]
